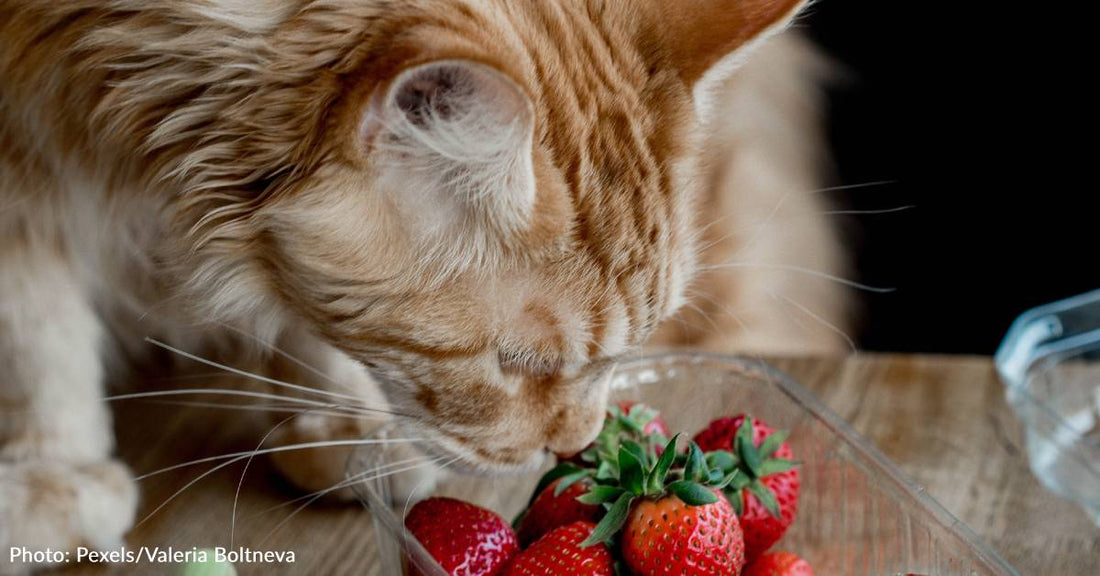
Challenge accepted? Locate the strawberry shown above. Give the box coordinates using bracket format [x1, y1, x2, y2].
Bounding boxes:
[502, 522, 614, 575]
[622, 489, 745, 575]
[616, 401, 670, 437]
[516, 478, 603, 546]
[694, 415, 801, 563]
[576, 436, 745, 575]
[743, 551, 815, 576]
[404, 497, 519, 576]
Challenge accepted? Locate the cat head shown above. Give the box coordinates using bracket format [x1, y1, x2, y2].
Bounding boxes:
[156, 0, 807, 472]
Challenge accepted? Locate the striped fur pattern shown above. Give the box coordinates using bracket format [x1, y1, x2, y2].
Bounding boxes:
[0, 1, 845, 570]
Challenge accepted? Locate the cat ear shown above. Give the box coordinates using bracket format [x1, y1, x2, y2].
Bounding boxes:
[660, 0, 808, 83]
[362, 60, 536, 235]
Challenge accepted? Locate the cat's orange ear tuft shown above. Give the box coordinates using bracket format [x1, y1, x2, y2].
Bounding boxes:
[658, 0, 808, 84]
[360, 60, 538, 237]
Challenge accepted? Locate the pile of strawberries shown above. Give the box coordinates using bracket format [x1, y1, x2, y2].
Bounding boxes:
[403, 401, 813, 576]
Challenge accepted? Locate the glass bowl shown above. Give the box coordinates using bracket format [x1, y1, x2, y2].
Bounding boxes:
[350, 354, 1019, 575]
[995, 289, 1100, 526]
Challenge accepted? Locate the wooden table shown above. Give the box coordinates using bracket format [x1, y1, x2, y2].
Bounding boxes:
[51, 355, 1100, 575]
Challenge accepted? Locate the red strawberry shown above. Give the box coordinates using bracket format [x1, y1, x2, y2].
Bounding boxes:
[622, 490, 745, 576]
[694, 415, 747, 453]
[573, 434, 744, 573]
[517, 478, 603, 546]
[694, 415, 802, 563]
[502, 522, 614, 575]
[743, 551, 815, 576]
[616, 401, 670, 437]
[405, 497, 519, 576]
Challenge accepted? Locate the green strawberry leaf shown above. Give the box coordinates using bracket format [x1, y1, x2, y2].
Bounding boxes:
[758, 429, 790, 460]
[705, 450, 738, 472]
[529, 463, 584, 506]
[728, 472, 751, 491]
[747, 479, 782, 519]
[554, 470, 590, 497]
[618, 413, 644, 434]
[511, 508, 528, 530]
[646, 434, 680, 493]
[581, 492, 636, 547]
[684, 442, 708, 483]
[668, 481, 719, 506]
[645, 432, 670, 462]
[620, 439, 649, 469]
[707, 468, 725, 485]
[713, 469, 740, 491]
[596, 459, 618, 482]
[737, 418, 762, 478]
[736, 416, 756, 445]
[757, 458, 800, 477]
[729, 490, 745, 516]
[618, 445, 646, 495]
[576, 485, 627, 505]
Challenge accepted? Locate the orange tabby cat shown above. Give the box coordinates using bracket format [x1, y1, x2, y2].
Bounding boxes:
[0, 0, 846, 571]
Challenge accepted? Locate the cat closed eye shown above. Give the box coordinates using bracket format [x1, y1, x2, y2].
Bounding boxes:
[497, 348, 564, 378]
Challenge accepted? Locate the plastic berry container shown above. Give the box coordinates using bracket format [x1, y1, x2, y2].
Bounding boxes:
[995, 289, 1100, 527]
[350, 353, 1020, 575]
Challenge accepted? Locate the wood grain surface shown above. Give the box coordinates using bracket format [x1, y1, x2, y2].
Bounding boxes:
[46, 355, 1099, 575]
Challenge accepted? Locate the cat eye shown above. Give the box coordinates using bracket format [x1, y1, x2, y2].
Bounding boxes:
[496, 348, 563, 378]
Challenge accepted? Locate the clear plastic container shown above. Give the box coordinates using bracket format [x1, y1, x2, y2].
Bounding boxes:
[995, 289, 1100, 526]
[351, 354, 1019, 575]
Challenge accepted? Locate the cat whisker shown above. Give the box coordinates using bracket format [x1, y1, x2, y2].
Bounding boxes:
[257, 455, 447, 546]
[135, 437, 425, 482]
[688, 291, 782, 390]
[722, 189, 908, 260]
[695, 179, 900, 238]
[133, 437, 429, 530]
[770, 291, 858, 353]
[144, 337, 368, 405]
[107, 387, 407, 418]
[808, 179, 899, 195]
[683, 289, 756, 343]
[209, 321, 362, 397]
[685, 282, 859, 355]
[0, 195, 31, 213]
[231, 411, 302, 549]
[130, 398, 381, 421]
[252, 454, 440, 519]
[696, 262, 896, 294]
[683, 300, 722, 335]
[821, 205, 915, 216]
[401, 453, 462, 548]
[141, 372, 234, 384]
[728, 190, 794, 259]
[685, 289, 745, 322]
[694, 201, 915, 258]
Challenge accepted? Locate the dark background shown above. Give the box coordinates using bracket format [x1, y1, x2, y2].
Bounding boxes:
[801, 2, 1095, 354]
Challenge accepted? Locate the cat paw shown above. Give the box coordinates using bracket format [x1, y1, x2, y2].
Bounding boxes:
[268, 414, 441, 504]
[268, 412, 386, 501]
[367, 440, 443, 507]
[0, 460, 137, 575]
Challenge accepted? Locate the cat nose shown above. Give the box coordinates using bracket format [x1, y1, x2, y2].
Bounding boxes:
[543, 368, 615, 456]
[546, 423, 599, 457]
[545, 406, 605, 456]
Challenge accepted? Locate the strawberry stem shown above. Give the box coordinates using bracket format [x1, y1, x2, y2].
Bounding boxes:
[704, 416, 801, 520]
